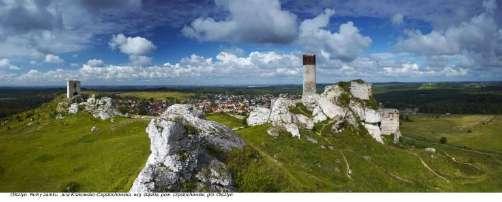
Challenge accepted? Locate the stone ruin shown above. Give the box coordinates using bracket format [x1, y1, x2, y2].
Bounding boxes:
[302, 54, 316, 97]
[66, 80, 81, 99]
[247, 54, 401, 144]
[58, 80, 121, 120]
[380, 108, 400, 137]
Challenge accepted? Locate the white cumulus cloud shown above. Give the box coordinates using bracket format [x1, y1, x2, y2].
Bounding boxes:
[182, 0, 298, 43]
[395, 0, 501, 66]
[109, 33, 156, 66]
[86, 59, 104, 66]
[109, 33, 156, 56]
[0, 58, 20, 70]
[298, 9, 372, 62]
[44, 54, 64, 64]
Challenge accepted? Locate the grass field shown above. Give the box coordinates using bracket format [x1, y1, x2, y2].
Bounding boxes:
[208, 113, 502, 192]
[206, 113, 246, 129]
[400, 114, 502, 153]
[117, 91, 194, 101]
[0, 97, 150, 192]
[2, 100, 502, 192]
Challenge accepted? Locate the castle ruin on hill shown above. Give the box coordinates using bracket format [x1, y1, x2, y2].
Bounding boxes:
[302, 53, 400, 141]
[302, 54, 316, 97]
[66, 80, 81, 99]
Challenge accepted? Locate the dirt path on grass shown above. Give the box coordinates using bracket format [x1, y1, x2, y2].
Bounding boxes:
[408, 151, 450, 183]
[245, 140, 332, 188]
[401, 136, 502, 159]
[340, 151, 352, 180]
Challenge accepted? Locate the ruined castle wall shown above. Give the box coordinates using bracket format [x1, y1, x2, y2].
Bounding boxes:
[380, 108, 399, 135]
[67, 80, 81, 99]
[350, 81, 372, 100]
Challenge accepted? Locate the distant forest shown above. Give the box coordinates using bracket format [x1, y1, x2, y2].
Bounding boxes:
[374, 83, 502, 114]
[0, 88, 61, 118]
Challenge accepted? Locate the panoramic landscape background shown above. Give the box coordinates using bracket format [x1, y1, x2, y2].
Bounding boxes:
[0, 0, 502, 193]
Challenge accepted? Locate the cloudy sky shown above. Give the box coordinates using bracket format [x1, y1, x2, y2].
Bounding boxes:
[0, 0, 501, 86]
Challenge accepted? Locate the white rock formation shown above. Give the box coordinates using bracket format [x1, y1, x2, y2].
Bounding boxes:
[349, 101, 365, 120]
[364, 108, 381, 123]
[267, 98, 302, 139]
[284, 123, 301, 139]
[245, 80, 399, 144]
[130, 104, 244, 192]
[269, 98, 295, 125]
[312, 105, 328, 123]
[246, 107, 270, 126]
[317, 96, 346, 120]
[90, 126, 97, 133]
[320, 85, 344, 103]
[68, 103, 79, 114]
[295, 114, 314, 130]
[83, 95, 120, 120]
[350, 81, 372, 100]
[425, 147, 436, 153]
[363, 123, 383, 143]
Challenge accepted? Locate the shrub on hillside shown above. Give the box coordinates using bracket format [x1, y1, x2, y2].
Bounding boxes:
[439, 137, 448, 144]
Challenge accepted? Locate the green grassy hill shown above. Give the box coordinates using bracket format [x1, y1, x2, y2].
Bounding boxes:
[0, 96, 150, 192]
[400, 114, 502, 153]
[208, 113, 502, 192]
[1, 97, 502, 192]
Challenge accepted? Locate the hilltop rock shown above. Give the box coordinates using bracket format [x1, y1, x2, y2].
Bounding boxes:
[283, 123, 300, 138]
[317, 96, 346, 120]
[245, 80, 400, 144]
[321, 85, 344, 101]
[162, 104, 244, 151]
[83, 95, 120, 120]
[295, 114, 314, 130]
[268, 98, 301, 139]
[363, 123, 383, 143]
[350, 81, 372, 100]
[130, 104, 244, 192]
[246, 107, 270, 126]
[68, 103, 79, 114]
[364, 109, 381, 123]
[312, 105, 328, 123]
[269, 98, 295, 125]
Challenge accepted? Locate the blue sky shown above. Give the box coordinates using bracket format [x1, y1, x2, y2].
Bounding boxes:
[0, 0, 501, 86]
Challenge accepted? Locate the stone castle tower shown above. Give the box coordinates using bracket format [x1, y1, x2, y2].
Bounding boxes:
[67, 80, 81, 99]
[302, 54, 316, 97]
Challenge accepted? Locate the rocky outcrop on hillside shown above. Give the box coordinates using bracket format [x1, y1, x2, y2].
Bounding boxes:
[247, 80, 401, 144]
[83, 95, 120, 120]
[246, 107, 270, 126]
[130, 104, 245, 192]
[57, 94, 121, 120]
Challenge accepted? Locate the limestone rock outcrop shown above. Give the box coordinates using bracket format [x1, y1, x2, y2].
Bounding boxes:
[246, 107, 270, 126]
[68, 103, 79, 114]
[350, 81, 372, 100]
[130, 104, 244, 192]
[83, 95, 120, 120]
[269, 98, 301, 139]
[246, 80, 401, 144]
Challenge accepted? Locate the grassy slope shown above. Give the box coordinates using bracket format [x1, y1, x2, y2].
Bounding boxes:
[208, 113, 502, 192]
[206, 113, 246, 129]
[400, 114, 502, 153]
[0, 97, 150, 192]
[2, 99, 501, 192]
